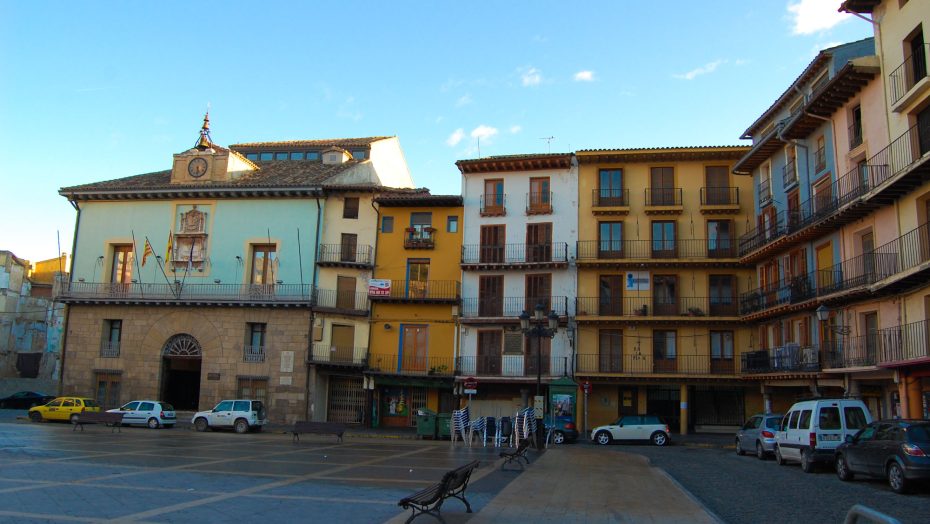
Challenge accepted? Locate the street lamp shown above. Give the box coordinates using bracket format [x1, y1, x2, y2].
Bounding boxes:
[816, 305, 851, 335]
[519, 302, 560, 449]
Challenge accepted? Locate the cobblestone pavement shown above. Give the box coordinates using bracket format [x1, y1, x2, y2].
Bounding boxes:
[596, 441, 930, 524]
[0, 420, 521, 523]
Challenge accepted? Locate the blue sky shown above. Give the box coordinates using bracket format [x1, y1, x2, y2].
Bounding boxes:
[0, 1, 872, 264]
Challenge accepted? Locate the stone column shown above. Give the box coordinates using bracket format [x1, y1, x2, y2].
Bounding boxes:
[906, 374, 923, 419]
[761, 384, 772, 414]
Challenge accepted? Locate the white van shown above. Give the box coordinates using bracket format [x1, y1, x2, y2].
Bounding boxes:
[775, 398, 872, 473]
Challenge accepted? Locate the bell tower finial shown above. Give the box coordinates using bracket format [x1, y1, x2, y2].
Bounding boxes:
[195, 111, 212, 150]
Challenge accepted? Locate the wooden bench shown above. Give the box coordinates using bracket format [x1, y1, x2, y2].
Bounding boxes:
[292, 421, 346, 443]
[398, 460, 480, 524]
[73, 412, 124, 432]
[499, 438, 531, 469]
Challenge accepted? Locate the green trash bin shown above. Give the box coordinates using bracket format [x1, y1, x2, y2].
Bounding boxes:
[416, 409, 437, 439]
[436, 413, 452, 439]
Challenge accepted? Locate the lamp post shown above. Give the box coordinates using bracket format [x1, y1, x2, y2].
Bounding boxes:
[816, 305, 851, 335]
[519, 302, 560, 449]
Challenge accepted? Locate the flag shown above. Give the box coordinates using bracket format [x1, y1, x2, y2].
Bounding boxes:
[187, 241, 195, 273]
[141, 239, 155, 267]
[165, 231, 173, 266]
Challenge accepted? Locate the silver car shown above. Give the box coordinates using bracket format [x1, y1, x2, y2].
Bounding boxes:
[736, 413, 783, 459]
[107, 400, 177, 429]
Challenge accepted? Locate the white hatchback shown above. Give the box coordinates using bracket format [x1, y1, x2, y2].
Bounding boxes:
[107, 400, 176, 429]
[591, 415, 671, 446]
[192, 399, 267, 434]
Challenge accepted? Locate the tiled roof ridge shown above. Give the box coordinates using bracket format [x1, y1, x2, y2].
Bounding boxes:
[230, 136, 393, 148]
[577, 145, 747, 152]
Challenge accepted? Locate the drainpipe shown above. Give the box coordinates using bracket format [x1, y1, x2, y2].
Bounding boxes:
[58, 198, 81, 395]
[305, 192, 324, 422]
[366, 196, 381, 428]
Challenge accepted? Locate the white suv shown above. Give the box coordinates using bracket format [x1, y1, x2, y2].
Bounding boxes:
[193, 400, 267, 434]
[775, 398, 872, 472]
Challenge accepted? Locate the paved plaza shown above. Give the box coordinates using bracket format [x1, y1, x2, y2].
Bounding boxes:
[0, 418, 718, 523]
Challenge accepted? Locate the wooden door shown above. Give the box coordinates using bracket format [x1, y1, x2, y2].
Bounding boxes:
[599, 275, 623, 315]
[599, 329, 622, 372]
[480, 225, 505, 263]
[340, 233, 358, 263]
[525, 274, 552, 312]
[336, 276, 357, 309]
[650, 167, 674, 204]
[401, 325, 428, 372]
[477, 331, 502, 375]
[478, 275, 503, 316]
[816, 243, 834, 292]
[331, 325, 355, 363]
[526, 223, 552, 262]
[705, 166, 729, 204]
[653, 275, 678, 316]
[525, 336, 551, 376]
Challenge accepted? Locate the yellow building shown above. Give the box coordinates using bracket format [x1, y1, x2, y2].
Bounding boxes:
[367, 193, 463, 428]
[574, 146, 755, 434]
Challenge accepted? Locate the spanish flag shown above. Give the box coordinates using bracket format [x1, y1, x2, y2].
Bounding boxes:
[141, 239, 155, 267]
[165, 231, 173, 266]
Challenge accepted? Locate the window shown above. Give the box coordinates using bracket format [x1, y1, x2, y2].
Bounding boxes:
[651, 221, 676, 258]
[382, 216, 394, 233]
[101, 319, 121, 357]
[245, 323, 266, 362]
[849, 105, 863, 150]
[351, 150, 367, 160]
[336, 276, 357, 309]
[811, 71, 829, 92]
[480, 225, 505, 263]
[246, 153, 258, 161]
[813, 176, 833, 214]
[408, 213, 433, 244]
[650, 167, 675, 205]
[343, 197, 360, 219]
[260, 152, 273, 161]
[599, 222, 623, 258]
[477, 331, 502, 375]
[306, 152, 320, 160]
[704, 166, 730, 204]
[250, 244, 277, 285]
[447, 216, 458, 233]
[787, 411, 800, 430]
[526, 223, 552, 262]
[110, 245, 134, 284]
[528, 177, 551, 212]
[237, 377, 268, 403]
[340, 233, 358, 262]
[289, 152, 304, 160]
[844, 406, 869, 430]
[653, 275, 678, 316]
[709, 275, 735, 315]
[95, 371, 121, 409]
[525, 273, 552, 312]
[710, 331, 734, 359]
[599, 329, 622, 372]
[407, 259, 430, 298]
[598, 275, 623, 316]
[759, 164, 772, 205]
[799, 410, 812, 430]
[274, 152, 288, 160]
[483, 179, 505, 214]
[707, 220, 732, 257]
[653, 330, 677, 359]
[598, 169, 624, 205]
[784, 145, 798, 187]
[478, 275, 503, 316]
[524, 336, 551, 375]
[815, 136, 826, 172]
[819, 407, 841, 430]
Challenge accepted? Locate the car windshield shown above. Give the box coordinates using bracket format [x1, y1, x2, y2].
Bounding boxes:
[907, 425, 930, 442]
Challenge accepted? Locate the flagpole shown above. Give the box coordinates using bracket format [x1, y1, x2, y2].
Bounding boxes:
[130, 230, 145, 298]
[147, 236, 176, 293]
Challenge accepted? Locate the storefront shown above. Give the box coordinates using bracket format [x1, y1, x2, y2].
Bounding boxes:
[370, 376, 454, 428]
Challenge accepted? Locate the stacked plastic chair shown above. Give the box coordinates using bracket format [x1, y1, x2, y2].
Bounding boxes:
[451, 406, 470, 446]
[470, 417, 487, 447]
[497, 416, 512, 448]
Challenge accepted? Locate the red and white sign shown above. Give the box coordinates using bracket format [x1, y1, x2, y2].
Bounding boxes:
[463, 376, 478, 395]
[582, 381, 591, 394]
[368, 279, 391, 296]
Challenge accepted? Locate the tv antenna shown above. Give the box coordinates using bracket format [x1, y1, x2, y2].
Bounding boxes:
[540, 136, 555, 153]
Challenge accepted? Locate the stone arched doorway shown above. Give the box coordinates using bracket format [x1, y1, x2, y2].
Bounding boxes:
[160, 334, 203, 410]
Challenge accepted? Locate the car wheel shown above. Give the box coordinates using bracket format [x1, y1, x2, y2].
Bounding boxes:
[194, 417, 209, 432]
[800, 450, 815, 473]
[756, 442, 766, 460]
[595, 431, 611, 445]
[888, 462, 908, 494]
[29, 411, 42, 423]
[736, 438, 745, 455]
[234, 418, 249, 434]
[70, 414, 79, 424]
[147, 417, 160, 429]
[775, 445, 786, 465]
[552, 431, 565, 445]
[836, 455, 854, 481]
[651, 431, 669, 447]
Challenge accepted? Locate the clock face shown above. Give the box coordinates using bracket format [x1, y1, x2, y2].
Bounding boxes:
[188, 157, 208, 178]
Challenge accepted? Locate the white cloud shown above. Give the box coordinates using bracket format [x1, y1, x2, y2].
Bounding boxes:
[734, 58, 751, 66]
[455, 94, 472, 107]
[673, 59, 725, 80]
[788, 0, 850, 35]
[574, 70, 595, 82]
[471, 125, 499, 141]
[520, 66, 542, 87]
[509, 125, 522, 134]
[446, 128, 465, 147]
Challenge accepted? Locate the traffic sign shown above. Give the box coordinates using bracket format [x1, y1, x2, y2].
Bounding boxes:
[582, 381, 591, 394]
[463, 376, 478, 395]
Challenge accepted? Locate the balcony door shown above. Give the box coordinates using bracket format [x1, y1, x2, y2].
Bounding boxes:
[599, 329, 622, 372]
[705, 166, 729, 204]
[477, 331, 502, 375]
[336, 276, 356, 309]
[401, 325, 428, 372]
[918, 104, 930, 157]
[653, 275, 678, 316]
[478, 275, 503, 316]
[526, 223, 552, 263]
[340, 233, 358, 263]
[406, 259, 429, 299]
[480, 225, 505, 263]
[331, 324, 355, 364]
[110, 245, 134, 292]
[816, 242, 834, 292]
[529, 177, 551, 212]
[525, 273, 552, 313]
[599, 275, 623, 316]
[709, 275, 735, 316]
[651, 221, 676, 258]
[599, 169, 624, 205]
[707, 220, 732, 258]
[598, 222, 623, 259]
[650, 167, 674, 205]
[524, 336, 551, 376]
[484, 179, 504, 213]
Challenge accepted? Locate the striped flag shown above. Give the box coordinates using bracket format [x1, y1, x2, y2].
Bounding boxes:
[165, 231, 173, 266]
[141, 239, 155, 267]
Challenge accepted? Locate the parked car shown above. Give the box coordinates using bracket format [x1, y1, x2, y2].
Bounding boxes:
[775, 398, 872, 472]
[107, 400, 176, 429]
[28, 397, 101, 423]
[0, 391, 55, 409]
[591, 415, 670, 446]
[192, 400, 267, 434]
[736, 413, 784, 459]
[835, 419, 930, 494]
[548, 420, 579, 444]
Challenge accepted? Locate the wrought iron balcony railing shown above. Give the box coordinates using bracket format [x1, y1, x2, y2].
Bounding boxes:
[700, 187, 740, 206]
[243, 345, 265, 363]
[814, 146, 826, 173]
[645, 188, 682, 206]
[526, 191, 553, 214]
[741, 344, 821, 374]
[876, 319, 929, 366]
[404, 228, 436, 249]
[317, 244, 373, 266]
[313, 288, 370, 312]
[575, 296, 737, 317]
[461, 242, 569, 265]
[824, 335, 878, 369]
[368, 280, 460, 302]
[460, 296, 569, 318]
[848, 121, 863, 151]
[57, 281, 315, 304]
[758, 178, 772, 206]
[576, 353, 738, 375]
[308, 344, 367, 366]
[456, 356, 570, 377]
[367, 354, 455, 376]
[99, 342, 120, 358]
[592, 188, 630, 207]
[480, 193, 506, 216]
[782, 162, 798, 188]
[889, 43, 928, 106]
[576, 239, 737, 260]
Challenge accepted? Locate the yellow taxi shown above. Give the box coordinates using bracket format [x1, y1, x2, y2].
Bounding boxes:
[28, 397, 101, 423]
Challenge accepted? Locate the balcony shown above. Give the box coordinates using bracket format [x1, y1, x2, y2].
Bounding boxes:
[823, 336, 877, 370]
[576, 239, 738, 266]
[758, 179, 772, 207]
[848, 121, 863, 151]
[877, 320, 930, 367]
[480, 193, 506, 216]
[460, 242, 569, 270]
[575, 296, 737, 319]
[312, 288, 369, 315]
[99, 342, 120, 358]
[644, 188, 682, 214]
[576, 353, 738, 375]
[456, 355, 570, 378]
[307, 344, 367, 367]
[404, 228, 436, 249]
[591, 189, 630, 215]
[317, 244, 373, 268]
[460, 296, 569, 319]
[814, 147, 826, 173]
[782, 162, 798, 188]
[739, 276, 816, 317]
[889, 43, 928, 109]
[740, 344, 821, 374]
[57, 281, 314, 306]
[367, 354, 455, 376]
[699, 187, 740, 214]
[243, 345, 265, 363]
[367, 280, 460, 304]
[526, 191, 553, 215]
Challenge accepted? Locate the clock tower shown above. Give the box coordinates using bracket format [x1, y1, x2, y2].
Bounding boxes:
[170, 113, 257, 184]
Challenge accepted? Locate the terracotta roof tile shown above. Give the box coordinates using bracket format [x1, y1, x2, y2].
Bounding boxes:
[230, 137, 392, 149]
